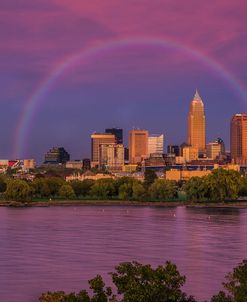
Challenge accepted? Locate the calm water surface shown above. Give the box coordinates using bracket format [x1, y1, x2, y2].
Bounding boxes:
[0, 206, 247, 302]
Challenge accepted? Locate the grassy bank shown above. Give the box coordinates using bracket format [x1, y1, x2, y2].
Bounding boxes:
[1, 199, 247, 208]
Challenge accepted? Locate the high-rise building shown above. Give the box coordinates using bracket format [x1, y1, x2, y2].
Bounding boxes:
[91, 133, 116, 166]
[99, 144, 124, 170]
[188, 90, 206, 154]
[44, 147, 70, 164]
[128, 129, 149, 164]
[105, 128, 123, 144]
[148, 134, 164, 155]
[230, 114, 247, 165]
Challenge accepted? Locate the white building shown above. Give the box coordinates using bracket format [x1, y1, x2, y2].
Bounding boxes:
[148, 134, 164, 156]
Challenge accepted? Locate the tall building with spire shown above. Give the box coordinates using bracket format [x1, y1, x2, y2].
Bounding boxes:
[188, 90, 206, 153]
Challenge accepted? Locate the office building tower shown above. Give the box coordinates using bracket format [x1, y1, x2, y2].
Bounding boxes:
[99, 144, 124, 170]
[231, 114, 247, 165]
[188, 90, 206, 153]
[167, 145, 180, 156]
[44, 147, 70, 164]
[91, 133, 116, 166]
[148, 134, 164, 155]
[129, 129, 149, 164]
[105, 128, 123, 144]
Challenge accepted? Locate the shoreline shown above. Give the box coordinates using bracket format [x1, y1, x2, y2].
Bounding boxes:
[1, 199, 247, 208]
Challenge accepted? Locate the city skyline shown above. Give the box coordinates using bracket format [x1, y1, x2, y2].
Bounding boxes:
[0, 1, 247, 162]
[0, 89, 245, 163]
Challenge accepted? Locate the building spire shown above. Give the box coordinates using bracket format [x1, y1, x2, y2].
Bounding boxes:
[194, 89, 202, 101]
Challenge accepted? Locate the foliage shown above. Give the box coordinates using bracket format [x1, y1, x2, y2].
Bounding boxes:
[211, 259, 247, 302]
[132, 182, 146, 201]
[118, 183, 133, 200]
[183, 169, 243, 202]
[115, 177, 135, 194]
[40, 261, 196, 302]
[0, 176, 7, 193]
[149, 179, 178, 200]
[70, 179, 95, 197]
[205, 169, 242, 201]
[111, 260, 192, 302]
[5, 179, 32, 201]
[182, 177, 208, 202]
[46, 177, 65, 197]
[39, 259, 247, 302]
[32, 178, 51, 198]
[59, 184, 75, 199]
[237, 177, 247, 197]
[144, 169, 157, 187]
[90, 179, 116, 199]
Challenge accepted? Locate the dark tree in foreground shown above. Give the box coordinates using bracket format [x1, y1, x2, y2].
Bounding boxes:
[39, 259, 247, 302]
[39, 261, 195, 302]
[111, 261, 195, 302]
[211, 259, 247, 302]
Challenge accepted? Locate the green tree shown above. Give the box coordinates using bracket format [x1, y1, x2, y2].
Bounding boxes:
[118, 183, 133, 200]
[46, 177, 65, 197]
[132, 182, 146, 201]
[70, 179, 95, 197]
[32, 178, 51, 198]
[39, 260, 197, 302]
[206, 169, 242, 202]
[144, 169, 157, 188]
[238, 177, 247, 197]
[0, 176, 7, 193]
[211, 259, 247, 302]
[182, 177, 208, 202]
[149, 179, 178, 201]
[88, 275, 115, 302]
[111, 261, 194, 302]
[5, 179, 32, 201]
[90, 179, 116, 199]
[59, 184, 76, 199]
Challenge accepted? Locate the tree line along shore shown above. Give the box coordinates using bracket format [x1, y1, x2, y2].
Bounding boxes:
[1, 168, 247, 205]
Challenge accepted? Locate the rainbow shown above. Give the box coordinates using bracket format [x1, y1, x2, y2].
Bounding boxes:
[13, 36, 247, 158]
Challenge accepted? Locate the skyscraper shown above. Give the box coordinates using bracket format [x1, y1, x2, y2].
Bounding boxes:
[44, 147, 70, 164]
[148, 134, 164, 155]
[91, 133, 116, 166]
[188, 90, 206, 154]
[231, 114, 247, 165]
[128, 129, 149, 164]
[105, 128, 123, 144]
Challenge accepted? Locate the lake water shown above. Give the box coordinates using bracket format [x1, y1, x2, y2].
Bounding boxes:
[0, 205, 246, 302]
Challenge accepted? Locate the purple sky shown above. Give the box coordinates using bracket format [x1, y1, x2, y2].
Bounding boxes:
[0, 0, 247, 161]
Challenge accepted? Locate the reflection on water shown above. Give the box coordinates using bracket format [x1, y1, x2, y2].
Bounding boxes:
[0, 206, 246, 302]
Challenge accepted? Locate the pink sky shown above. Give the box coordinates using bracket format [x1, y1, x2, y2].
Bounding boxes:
[0, 0, 246, 159]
